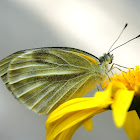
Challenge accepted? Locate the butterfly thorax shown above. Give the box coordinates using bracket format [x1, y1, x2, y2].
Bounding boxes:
[92, 53, 113, 85]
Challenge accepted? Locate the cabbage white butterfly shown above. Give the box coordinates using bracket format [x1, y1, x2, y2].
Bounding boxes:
[0, 24, 139, 115]
[0, 47, 113, 114]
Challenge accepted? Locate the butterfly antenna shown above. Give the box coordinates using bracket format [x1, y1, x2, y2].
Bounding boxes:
[108, 23, 128, 53]
[109, 34, 140, 53]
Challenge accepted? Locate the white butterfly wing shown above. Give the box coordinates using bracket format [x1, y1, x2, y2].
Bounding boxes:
[0, 48, 100, 115]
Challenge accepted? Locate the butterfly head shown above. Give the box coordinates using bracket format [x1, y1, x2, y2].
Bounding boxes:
[99, 53, 113, 64]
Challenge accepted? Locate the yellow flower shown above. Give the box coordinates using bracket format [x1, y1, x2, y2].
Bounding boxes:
[46, 66, 140, 140]
[102, 66, 140, 92]
[103, 66, 140, 140]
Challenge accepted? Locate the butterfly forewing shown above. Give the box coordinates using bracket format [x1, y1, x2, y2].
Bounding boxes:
[0, 48, 100, 115]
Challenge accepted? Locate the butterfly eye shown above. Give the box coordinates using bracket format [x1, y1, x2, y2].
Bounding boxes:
[104, 53, 113, 64]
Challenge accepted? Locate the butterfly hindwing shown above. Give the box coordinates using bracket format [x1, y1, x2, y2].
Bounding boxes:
[0, 47, 99, 114]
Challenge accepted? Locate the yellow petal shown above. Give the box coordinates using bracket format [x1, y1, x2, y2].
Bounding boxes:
[111, 81, 127, 94]
[46, 108, 105, 140]
[123, 110, 140, 140]
[47, 96, 112, 123]
[55, 123, 82, 140]
[112, 90, 135, 128]
[46, 84, 113, 140]
[83, 118, 93, 131]
[47, 98, 95, 123]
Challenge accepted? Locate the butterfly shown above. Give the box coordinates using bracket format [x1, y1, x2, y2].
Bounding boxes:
[0, 24, 138, 115]
[0, 47, 113, 115]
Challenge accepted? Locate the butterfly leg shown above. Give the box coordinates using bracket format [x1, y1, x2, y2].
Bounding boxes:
[94, 79, 99, 91]
[100, 84, 104, 91]
[105, 71, 111, 81]
[108, 63, 114, 72]
[107, 63, 115, 78]
[111, 63, 127, 73]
